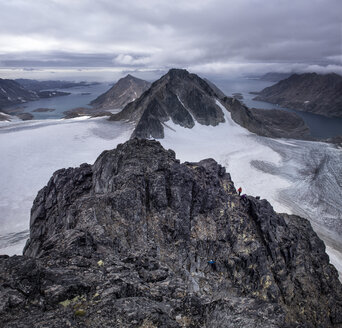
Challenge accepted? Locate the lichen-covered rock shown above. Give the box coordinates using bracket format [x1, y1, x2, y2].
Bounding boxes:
[1, 139, 341, 327]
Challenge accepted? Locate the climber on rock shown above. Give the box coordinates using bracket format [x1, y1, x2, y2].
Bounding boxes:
[208, 260, 217, 271]
[238, 187, 242, 196]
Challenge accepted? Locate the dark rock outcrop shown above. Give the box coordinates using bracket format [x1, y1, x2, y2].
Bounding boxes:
[1, 139, 341, 327]
[324, 135, 342, 148]
[222, 97, 313, 140]
[253, 73, 342, 118]
[63, 107, 112, 119]
[0, 78, 39, 109]
[0, 111, 11, 121]
[91, 75, 151, 109]
[16, 112, 34, 121]
[0, 78, 72, 110]
[109, 69, 225, 139]
[32, 108, 56, 113]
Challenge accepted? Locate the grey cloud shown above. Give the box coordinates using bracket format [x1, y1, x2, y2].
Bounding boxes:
[0, 0, 340, 76]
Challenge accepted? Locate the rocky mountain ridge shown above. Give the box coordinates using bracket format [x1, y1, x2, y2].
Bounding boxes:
[0, 78, 39, 109]
[1, 139, 341, 327]
[91, 74, 151, 110]
[221, 97, 312, 140]
[259, 72, 292, 82]
[0, 78, 70, 111]
[109, 69, 225, 138]
[253, 73, 342, 118]
[15, 79, 99, 91]
[109, 69, 313, 140]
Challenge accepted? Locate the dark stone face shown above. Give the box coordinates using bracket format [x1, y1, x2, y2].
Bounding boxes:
[90, 74, 151, 109]
[0, 78, 39, 109]
[110, 68, 315, 141]
[110, 69, 226, 139]
[253, 73, 342, 118]
[1, 139, 341, 327]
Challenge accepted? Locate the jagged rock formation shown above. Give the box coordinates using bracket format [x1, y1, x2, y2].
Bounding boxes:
[109, 69, 225, 138]
[91, 75, 151, 109]
[253, 73, 342, 118]
[1, 139, 341, 327]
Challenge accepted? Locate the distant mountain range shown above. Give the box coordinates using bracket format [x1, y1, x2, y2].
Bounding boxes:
[253, 73, 342, 118]
[259, 72, 293, 82]
[15, 79, 99, 91]
[109, 69, 312, 140]
[0, 78, 73, 110]
[90, 74, 151, 109]
[0, 79, 39, 109]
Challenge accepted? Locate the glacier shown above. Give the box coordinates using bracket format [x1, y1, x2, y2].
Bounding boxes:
[0, 107, 341, 279]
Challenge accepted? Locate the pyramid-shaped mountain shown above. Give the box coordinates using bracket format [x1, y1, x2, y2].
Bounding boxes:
[90, 74, 151, 109]
[109, 69, 226, 138]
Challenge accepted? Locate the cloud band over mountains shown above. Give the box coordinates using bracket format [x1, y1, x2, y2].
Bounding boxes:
[0, 0, 341, 76]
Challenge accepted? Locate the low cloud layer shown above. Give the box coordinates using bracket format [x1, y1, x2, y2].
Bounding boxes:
[0, 0, 341, 78]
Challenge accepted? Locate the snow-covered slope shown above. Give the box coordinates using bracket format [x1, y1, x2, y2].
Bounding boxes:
[0, 117, 133, 254]
[159, 100, 342, 278]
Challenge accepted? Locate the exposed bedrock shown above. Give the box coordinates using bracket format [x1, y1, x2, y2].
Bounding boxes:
[0, 139, 341, 327]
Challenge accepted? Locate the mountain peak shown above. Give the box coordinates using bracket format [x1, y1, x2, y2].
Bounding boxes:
[1, 138, 340, 327]
[124, 73, 138, 80]
[166, 68, 190, 78]
[90, 74, 151, 109]
[110, 69, 225, 138]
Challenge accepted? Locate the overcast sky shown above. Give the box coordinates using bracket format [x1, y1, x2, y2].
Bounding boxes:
[0, 0, 341, 80]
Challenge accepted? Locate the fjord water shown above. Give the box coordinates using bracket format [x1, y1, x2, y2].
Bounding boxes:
[5, 78, 342, 138]
[212, 78, 342, 138]
[5, 83, 110, 119]
[0, 85, 341, 279]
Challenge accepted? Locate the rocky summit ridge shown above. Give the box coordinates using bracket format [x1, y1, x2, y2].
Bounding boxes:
[1, 139, 341, 327]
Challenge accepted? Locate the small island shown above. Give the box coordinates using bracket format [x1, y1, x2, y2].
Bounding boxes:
[232, 92, 243, 100]
[32, 108, 56, 113]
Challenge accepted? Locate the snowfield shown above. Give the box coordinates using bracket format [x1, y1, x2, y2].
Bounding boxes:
[160, 101, 342, 278]
[0, 117, 133, 254]
[0, 104, 341, 279]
